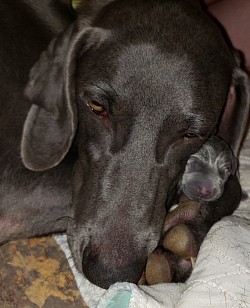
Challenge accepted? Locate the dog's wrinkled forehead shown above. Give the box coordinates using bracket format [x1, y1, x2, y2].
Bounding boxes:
[112, 45, 201, 108]
[75, 1, 234, 119]
[78, 40, 223, 126]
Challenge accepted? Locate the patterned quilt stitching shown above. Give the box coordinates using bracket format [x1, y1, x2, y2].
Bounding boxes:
[204, 223, 250, 273]
[187, 270, 250, 285]
[179, 219, 250, 307]
[182, 275, 249, 308]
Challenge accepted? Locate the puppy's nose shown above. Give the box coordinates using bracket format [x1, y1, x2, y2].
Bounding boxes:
[197, 185, 213, 198]
[82, 246, 146, 289]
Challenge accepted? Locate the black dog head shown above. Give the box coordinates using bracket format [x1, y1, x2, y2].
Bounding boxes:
[21, 0, 250, 288]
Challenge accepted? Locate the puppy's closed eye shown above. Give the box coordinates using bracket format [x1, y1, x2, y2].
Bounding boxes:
[189, 160, 204, 173]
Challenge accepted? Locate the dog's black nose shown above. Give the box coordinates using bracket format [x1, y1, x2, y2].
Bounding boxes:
[82, 245, 146, 289]
[82, 255, 145, 289]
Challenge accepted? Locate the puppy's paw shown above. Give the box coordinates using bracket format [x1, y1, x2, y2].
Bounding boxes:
[145, 248, 174, 285]
[163, 200, 200, 233]
[144, 200, 203, 285]
[163, 224, 198, 260]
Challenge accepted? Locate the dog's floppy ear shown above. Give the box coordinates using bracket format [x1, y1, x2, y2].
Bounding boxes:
[218, 64, 250, 156]
[22, 24, 110, 171]
[21, 25, 78, 171]
[22, 23, 108, 171]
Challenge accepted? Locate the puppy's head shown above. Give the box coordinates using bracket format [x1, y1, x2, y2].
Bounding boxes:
[21, 0, 250, 288]
[181, 136, 237, 201]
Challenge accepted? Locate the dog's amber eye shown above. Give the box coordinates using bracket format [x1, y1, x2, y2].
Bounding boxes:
[88, 101, 104, 112]
[86, 101, 108, 117]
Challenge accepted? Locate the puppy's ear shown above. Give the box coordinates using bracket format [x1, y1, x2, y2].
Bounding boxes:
[22, 25, 109, 171]
[231, 153, 238, 175]
[218, 64, 250, 156]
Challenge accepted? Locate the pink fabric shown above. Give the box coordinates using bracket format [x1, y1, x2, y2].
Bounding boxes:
[204, 0, 250, 72]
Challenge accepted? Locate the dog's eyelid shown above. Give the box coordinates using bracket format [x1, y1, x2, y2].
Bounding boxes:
[182, 132, 204, 140]
[184, 132, 198, 138]
[82, 91, 109, 105]
[83, 84, 117, 102]
[81, 90, 116, 114]
[184, 115, 213, 136]
[85, 100, 109, 117]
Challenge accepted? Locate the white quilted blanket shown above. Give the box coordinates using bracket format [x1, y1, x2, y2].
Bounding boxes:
[55, 128, 250, 308]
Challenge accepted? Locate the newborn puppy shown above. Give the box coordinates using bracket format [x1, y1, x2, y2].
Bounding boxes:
[180, 136, 237, 201]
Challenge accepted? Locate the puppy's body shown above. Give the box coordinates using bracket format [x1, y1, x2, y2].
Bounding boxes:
[0, 0, 249, 289]
[180, 136, 236, 201]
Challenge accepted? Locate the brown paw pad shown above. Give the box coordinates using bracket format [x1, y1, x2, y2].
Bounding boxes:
[145, 248, 173, 285]
[163, 224, 198, 260]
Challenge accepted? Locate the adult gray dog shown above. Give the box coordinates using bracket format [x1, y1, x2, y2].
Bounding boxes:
[0, 0, 249, 289]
